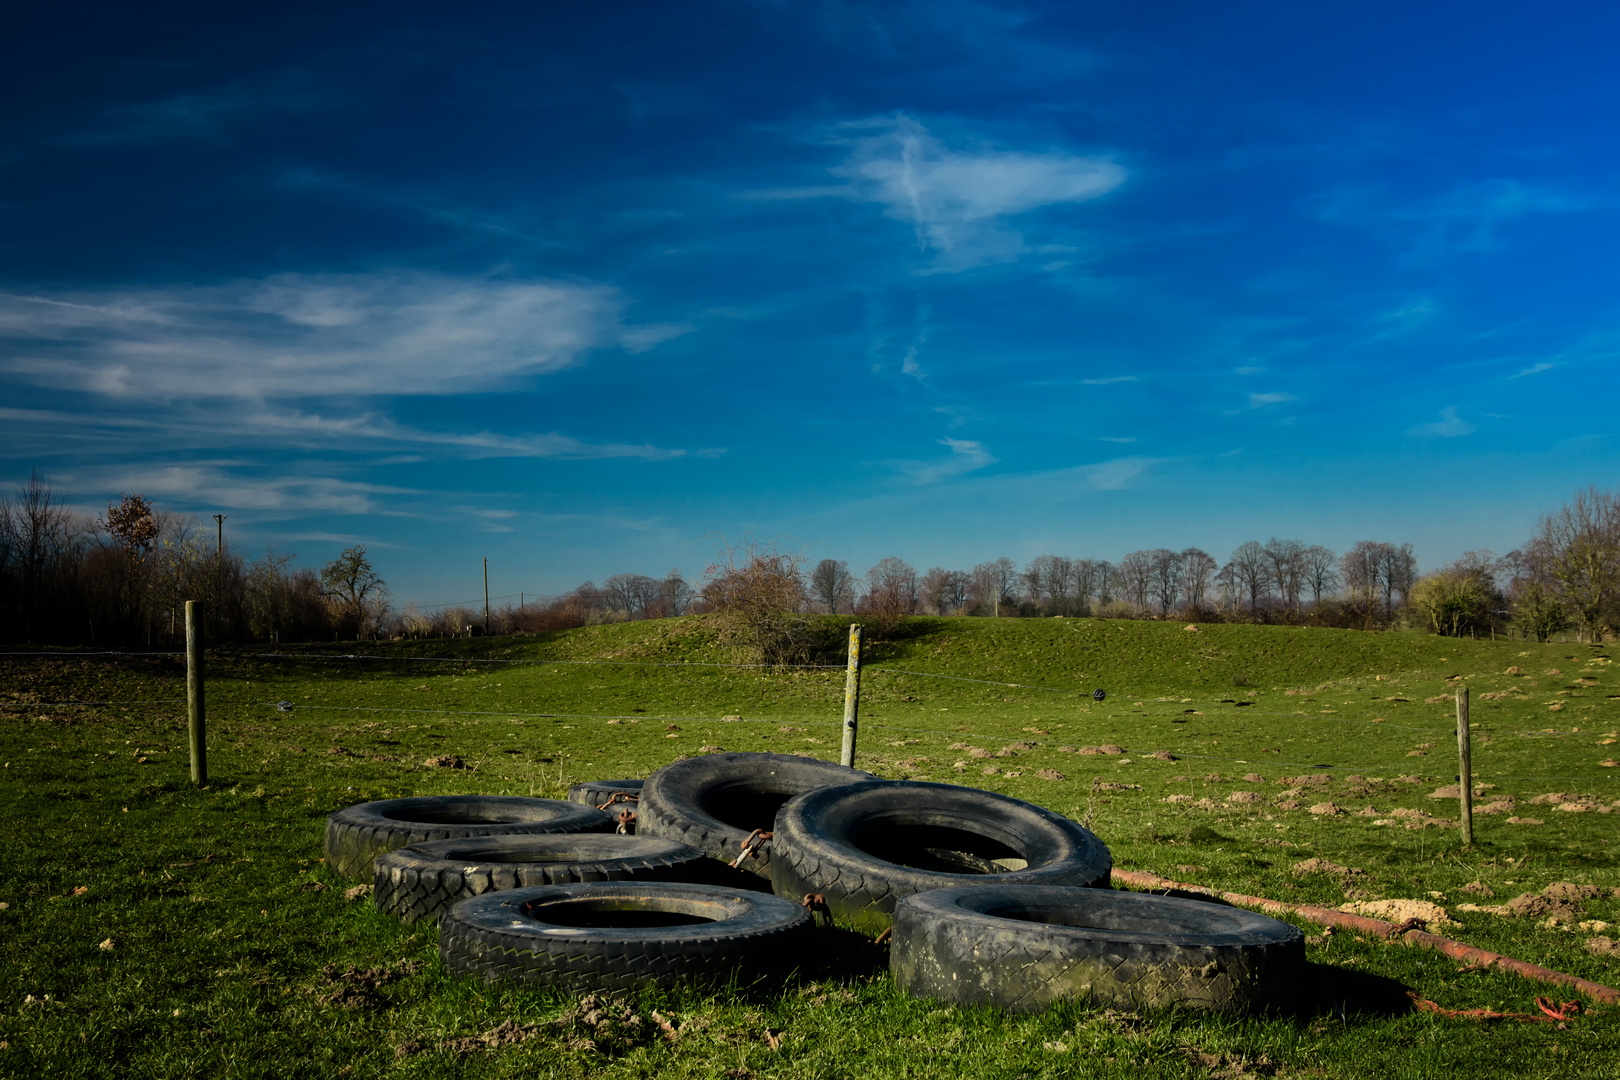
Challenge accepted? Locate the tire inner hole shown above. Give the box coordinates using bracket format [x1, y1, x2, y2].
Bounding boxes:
[702, 787, 794, 833]
[529, 898, 722, 929]
[853, 824, 1026, 874]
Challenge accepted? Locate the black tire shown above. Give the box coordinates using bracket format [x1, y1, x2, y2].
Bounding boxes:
[373, 834, 715, 924]
[638, 752, 876, 881]
[438, 881, 814, 992]
[891, 885, 1304, 1014]
[769, 780, 1112, 933]
[324, 795, 614, 884]
[567, 780, 644, 809]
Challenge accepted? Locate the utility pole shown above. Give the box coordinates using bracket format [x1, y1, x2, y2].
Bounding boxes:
[212, 515, 227, 612]
[483, 556, 490, 636]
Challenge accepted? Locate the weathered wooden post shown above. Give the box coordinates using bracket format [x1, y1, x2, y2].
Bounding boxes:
[840, 623, 863, 768]
[1456, 687, 1472, 846]
[186, 600, 207, 786]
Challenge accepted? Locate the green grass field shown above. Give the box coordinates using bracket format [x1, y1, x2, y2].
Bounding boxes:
[2, 615, 1618, 1078]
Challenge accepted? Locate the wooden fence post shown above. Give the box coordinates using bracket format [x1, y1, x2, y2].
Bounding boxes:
[1456, 687, 1472, 846]
[840, 624, 863, 768]
[186, 600, 207, 786]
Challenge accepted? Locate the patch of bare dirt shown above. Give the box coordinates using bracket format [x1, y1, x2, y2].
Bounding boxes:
[1337, 899, 1458, 930]
[1180, 1048, 1279, 1078]
[1542, 882, 1602, 901]
[1461, 880, 1495, 897]
[316, 960, 425, 1009]
[1226, 791, 1264, 804]
[1505, 893, 1583, 924]
[423, 755, 466, 769]
[1308, 802, 1345, 816]
[1035, 769, 1066, 781]
[1586, 937, 1620, 959]
[441, 1020, 542, 1055]
[1292, 858, 1364, 877]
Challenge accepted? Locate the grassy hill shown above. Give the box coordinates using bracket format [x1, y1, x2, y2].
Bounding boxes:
[1, 616, 1616, 1077]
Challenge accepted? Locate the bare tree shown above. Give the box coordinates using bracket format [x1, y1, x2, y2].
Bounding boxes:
[1070, 558, 1101, 615]
[1147, 548, 1183, 614]
[943, 568, 972, 615]
[1263, 538, 1304, 615]
[1043, 555, 1076, 615]
[1225, 541, 1271, 613]
[662, 568, 695, 616]
[1117, 550, 1153, 612]
[919, 566, 958, 615]
[1379, 543, 1418, 614]
[1531, 487, 1620, 641]
[702, 537, 811, 664]
[1094, 560, 1115, 607]
[971, 557, 1019, 616]
[808, 558, 856, 614]
[863, 556, 918, 633]
[1340, 541, 1384, 611]
[1300, 545, 1339, 605]
[319, 545, 387, 639]
[1021, 557, 1051, 611]
[1180, 548, 1217, 610]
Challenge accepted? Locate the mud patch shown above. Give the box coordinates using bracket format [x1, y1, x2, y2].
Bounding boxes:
[1292, 858, 1364, 877]
[316, 959, 425, 1009]
[1338, 899, 1458, 930]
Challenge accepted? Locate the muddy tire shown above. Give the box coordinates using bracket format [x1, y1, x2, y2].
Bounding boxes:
[567, 780, 644, 809]
[769, 780, 1112, 933]
[373, 834, 714, 923]
[438, 881, 814, 991]
[891, 885, 1304, 1014]
[638, 753, 876, 881]
[324, 795, 614, 883]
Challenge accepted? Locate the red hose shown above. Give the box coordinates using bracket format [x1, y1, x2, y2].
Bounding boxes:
[1111, 868, 1619, 1006]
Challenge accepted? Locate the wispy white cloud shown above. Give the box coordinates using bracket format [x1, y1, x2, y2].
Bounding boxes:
[1511, 361, 1555, 379]
[756, 114, 1124, 269]
[1314, 178, 1588, 265]
[0, 271, 686, 401]
[56, 73, 330, 147]
[62, 464, 420, 516]
[1080, 375, 1138, 385]
[242, 410, 715, 460]
[904, 437, 996, 484]
[1406, 405, 1476, 439]
[1248, 391, 1296, 408]
[1082, 456, 1157, 490]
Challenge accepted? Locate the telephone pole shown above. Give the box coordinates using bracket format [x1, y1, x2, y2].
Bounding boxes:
[483, 556, 490, 636]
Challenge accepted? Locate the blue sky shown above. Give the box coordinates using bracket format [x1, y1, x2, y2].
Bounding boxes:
[3, 1, 1617, 610]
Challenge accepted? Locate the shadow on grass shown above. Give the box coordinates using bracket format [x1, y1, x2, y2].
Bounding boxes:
[1298, 961, 1413, 1020]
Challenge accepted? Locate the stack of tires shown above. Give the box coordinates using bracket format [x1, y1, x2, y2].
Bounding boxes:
[324, 751, 1302, 1013]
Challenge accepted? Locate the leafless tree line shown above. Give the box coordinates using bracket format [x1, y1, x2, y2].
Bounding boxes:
[6, 475, 1616, 645]
[0, 474, 382, 644]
